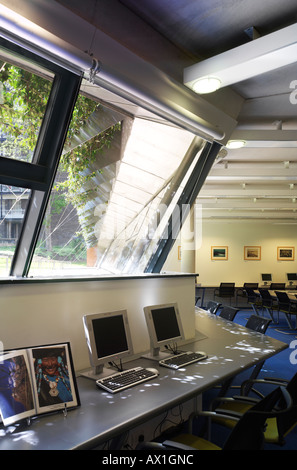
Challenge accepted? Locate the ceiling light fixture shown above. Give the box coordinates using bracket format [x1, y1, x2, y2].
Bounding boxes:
[184, 22, 297, 93]
[226, 140, 246, 149]
[192, 76, 221, 94]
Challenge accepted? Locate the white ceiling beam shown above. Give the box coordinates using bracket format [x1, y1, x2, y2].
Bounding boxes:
[214, 161, 297, 169]
[229, 130, 297, 142]
[201, 207, 297, 215]
[203, 219, 297, 225]
[199, 187, 297, 196]
[209, 167, 297, 177]
[206, 176, 297, 183]
[184, 22, 297, 90]
[198, 199, 297, 208]
[218, 148, 297, 161]
[199, 208, 297, 215]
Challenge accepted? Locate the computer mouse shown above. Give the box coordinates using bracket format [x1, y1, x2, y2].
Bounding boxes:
[146, 367, 159, 375]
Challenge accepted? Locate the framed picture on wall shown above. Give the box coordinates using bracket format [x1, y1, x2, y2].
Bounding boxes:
[211, 246, 228, 260]
[277, 246, 295, 261]
[244, 246, 261, 260]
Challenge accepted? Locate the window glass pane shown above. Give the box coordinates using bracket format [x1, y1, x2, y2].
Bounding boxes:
[0, 47, 53, 163]
[29, 89, 199, 277]
[0, 185, 31, 276]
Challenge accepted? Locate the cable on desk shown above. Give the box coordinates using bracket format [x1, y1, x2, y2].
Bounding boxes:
[164, 343, 183, 355]
[108, 359, 123, 372]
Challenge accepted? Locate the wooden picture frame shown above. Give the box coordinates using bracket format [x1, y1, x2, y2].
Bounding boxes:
[277, 246, 295, 261]
[211, 246, 228, 260]
[244, 246, 261, 260]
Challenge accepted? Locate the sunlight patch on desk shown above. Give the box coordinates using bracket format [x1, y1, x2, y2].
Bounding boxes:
[199, 354, 234, 365]
[12, 430, 39, 446]
[0, 425, 39, 446]
[221, 326, 245, 335]
[225, 339, 273, 356]
[183, 375, 204, 383]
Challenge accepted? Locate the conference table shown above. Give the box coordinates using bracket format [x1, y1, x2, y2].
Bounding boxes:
[0, 310, 288, 450]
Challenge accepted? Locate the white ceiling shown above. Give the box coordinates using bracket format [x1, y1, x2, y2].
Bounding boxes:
[3, 0, 297, 225]
[117, 0, 297, 224]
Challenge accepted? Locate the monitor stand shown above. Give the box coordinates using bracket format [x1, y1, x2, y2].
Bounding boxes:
[142, 346, 171, 362]
[80, 364, 116, 381]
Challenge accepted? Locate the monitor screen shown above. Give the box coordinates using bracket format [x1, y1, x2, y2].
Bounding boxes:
[82, 310, 134, 379]
[143, 303, 185, 360]
[287, 273, 297, 281]
[261, 273, 272, 282]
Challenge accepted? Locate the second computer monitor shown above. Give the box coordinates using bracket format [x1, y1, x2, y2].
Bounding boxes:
[143, 302, 185, 361]
[261, 273, 272, 284]
[287, 273, 297, 284]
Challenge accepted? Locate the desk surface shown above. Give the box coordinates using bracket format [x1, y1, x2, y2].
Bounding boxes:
[255, 289, 297, 301]
[0, 311, 288, 450]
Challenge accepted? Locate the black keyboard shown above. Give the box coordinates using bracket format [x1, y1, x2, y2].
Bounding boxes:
[159, 351, 207, 369]
[96, 366, 159, 393]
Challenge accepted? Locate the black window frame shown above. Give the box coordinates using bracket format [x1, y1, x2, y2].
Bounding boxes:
[0, 37, 82, 277]
[0, 37, 223, 279]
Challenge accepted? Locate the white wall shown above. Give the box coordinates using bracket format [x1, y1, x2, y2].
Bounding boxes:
[0, 276, 195, 372]
[194, 221, 297, 286]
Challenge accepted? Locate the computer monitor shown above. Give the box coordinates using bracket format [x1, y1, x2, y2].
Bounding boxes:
[142, 303, 185, 361]
[82, 309, 134, 380]
[261, 273, 272, 284]
[287, 273, 297, 284]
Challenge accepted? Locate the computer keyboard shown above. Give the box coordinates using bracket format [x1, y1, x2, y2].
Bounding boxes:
[159, 351, 207, 369]
[96, 366, 159, 393]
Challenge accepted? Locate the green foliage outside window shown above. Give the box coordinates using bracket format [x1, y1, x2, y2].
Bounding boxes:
[0, 62, 119, 238]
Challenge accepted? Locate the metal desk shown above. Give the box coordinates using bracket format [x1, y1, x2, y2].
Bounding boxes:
[0, 311, 287, 450]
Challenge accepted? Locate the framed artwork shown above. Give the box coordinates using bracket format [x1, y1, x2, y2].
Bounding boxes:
[244, 246, 261, 260]
[211, 246, 228, 260]
[277, 246, 295, 261]
[0, 342, 80, 426]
